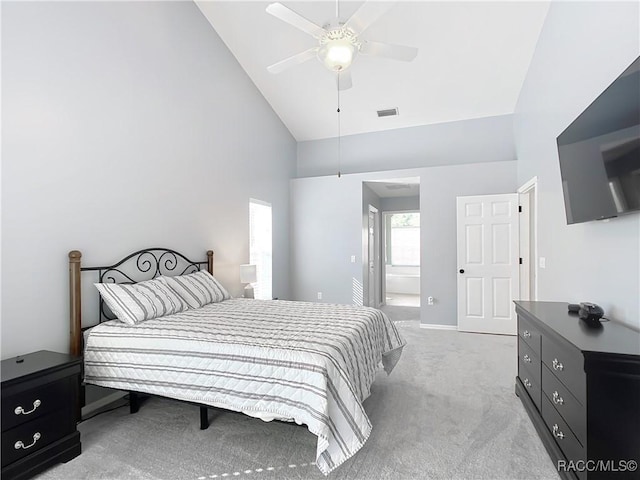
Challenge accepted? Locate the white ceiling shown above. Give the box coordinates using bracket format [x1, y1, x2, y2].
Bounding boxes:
[196, 1, 549, 142]
[366, 178, 420, 198]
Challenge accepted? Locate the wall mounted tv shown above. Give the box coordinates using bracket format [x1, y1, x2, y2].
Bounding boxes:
[557, 56, 640, 225]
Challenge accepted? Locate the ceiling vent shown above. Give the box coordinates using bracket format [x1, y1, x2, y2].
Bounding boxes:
[385, 183, 411, 190]
[377, 108, 399, 118]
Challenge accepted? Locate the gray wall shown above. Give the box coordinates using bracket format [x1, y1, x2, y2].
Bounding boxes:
[514, 1, 640, 329]
[296, 114, 516, 177]
[290, 161, 518, 327]
[381, 195, 420, 212]
[1, 1, 296, 359]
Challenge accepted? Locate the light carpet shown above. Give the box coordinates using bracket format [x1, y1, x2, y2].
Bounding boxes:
[39, 316, 559, 480]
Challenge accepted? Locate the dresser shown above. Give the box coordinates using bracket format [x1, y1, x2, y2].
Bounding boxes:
[1, 350, 82, 480]
[515, 302, 640, 480]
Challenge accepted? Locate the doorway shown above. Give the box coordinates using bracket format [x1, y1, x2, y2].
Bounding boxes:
[384, 211, 421, 307]
[518, 177, 538, 301]
[367, 205, 381, 307]
[362, 178, 420, 312]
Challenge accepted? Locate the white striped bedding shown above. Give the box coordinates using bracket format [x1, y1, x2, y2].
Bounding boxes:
[84, 298, 406, 475]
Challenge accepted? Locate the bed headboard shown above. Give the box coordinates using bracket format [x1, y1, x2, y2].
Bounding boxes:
[69, 248, 214, 356]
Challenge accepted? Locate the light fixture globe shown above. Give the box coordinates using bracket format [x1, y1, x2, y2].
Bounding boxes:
[319, 40, 355, 71]
[318, 27, 360, 72]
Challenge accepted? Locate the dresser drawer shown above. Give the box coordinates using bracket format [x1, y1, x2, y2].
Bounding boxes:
[542, 336, 586, 404]
[541, 395, 586, 480]
[518, 337, 541, 387]
[542, 365, 586, 446]
[518, 314, 541, 356]
[1, 410, 74, 467]
[518, 368, 541, 412]
[2, 378, 72, 432]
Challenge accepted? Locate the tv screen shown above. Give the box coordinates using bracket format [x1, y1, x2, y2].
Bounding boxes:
[557, 56, 640, 225]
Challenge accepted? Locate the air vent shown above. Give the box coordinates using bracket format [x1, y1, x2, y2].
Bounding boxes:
[385, 184, 411, 190]
[377, 108, 399, 118]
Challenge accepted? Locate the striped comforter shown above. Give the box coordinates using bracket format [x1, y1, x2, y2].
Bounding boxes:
[84, 298, 405, 475]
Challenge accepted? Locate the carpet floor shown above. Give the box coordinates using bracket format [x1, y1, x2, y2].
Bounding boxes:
[39, 317, 559, 480]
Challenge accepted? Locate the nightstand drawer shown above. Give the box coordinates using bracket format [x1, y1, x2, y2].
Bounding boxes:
[2, 378, 71, 432]
[518, 315, 541, 356]
[518, 337, 541, 387]
[541, 395, 586, 480]
[1, 411, 74, 467]
[542, 365, 585, 446]
[542, 336, 585, 404]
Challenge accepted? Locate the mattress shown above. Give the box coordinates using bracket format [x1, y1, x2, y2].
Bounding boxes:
[84, 298, 405, 475]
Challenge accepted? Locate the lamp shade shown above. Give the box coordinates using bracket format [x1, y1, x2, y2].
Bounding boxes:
[239, 264, 257, 284]
[319, 39, 355, 71]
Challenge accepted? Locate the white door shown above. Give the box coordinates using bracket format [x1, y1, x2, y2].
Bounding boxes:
[456, 194, 519, 334]
[367, 206, 381, 307]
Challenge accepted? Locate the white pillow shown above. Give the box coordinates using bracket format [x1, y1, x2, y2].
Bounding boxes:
[160, 271, 230, 308]
[95, 277, 189, 325]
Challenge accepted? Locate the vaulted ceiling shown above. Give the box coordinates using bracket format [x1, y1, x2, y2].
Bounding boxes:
[196, 1, 549, 142]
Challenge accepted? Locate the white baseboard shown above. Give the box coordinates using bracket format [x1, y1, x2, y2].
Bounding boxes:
[419, 323, 457, 331]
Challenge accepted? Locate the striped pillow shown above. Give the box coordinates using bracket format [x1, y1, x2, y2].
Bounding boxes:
[160, 271, 230, 308]
[95, 277, 189, 326]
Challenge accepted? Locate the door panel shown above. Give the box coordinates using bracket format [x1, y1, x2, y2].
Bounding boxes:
[466, 277, 484, 317]
[457, 194, 519, 334]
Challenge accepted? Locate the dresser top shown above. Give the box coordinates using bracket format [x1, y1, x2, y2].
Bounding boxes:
[515, 301, 640, 356]
[1, 350, 80, 384]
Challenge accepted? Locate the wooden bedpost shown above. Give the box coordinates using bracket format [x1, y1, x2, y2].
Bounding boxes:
[69, 250, 82, 356]
[207, 250, 214, 275]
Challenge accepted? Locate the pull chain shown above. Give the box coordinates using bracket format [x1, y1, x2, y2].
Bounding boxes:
[337, 76, 341, 178]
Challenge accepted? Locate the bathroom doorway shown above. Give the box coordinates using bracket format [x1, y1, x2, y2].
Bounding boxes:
[384, 211, 420, 307]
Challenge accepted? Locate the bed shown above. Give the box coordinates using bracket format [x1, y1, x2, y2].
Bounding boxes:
[69, 248, 406, 475]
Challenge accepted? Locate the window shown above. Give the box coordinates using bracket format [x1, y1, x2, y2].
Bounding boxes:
[385, 212, 420, 266]
[249, 199, 272, 300]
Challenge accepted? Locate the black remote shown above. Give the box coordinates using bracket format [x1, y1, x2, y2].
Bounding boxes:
[568, 303, 580, 313]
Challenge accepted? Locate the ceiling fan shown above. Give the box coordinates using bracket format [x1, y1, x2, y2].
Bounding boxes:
[266, 1, 418, 90]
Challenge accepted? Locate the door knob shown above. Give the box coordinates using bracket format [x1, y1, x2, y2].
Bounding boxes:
[459, 269, 465, 274]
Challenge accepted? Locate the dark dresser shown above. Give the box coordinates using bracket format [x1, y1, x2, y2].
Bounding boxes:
[1, 350, 82, 480]
[515, 302, 640, 480]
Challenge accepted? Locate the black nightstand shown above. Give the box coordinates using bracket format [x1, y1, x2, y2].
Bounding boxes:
[1, 350, 82, 480]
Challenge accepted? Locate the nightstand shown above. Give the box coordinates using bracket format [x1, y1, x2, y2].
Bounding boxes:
[1, 350, 82, 480]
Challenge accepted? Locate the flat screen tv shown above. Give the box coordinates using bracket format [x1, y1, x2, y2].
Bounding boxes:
[557, 56, 640, 225]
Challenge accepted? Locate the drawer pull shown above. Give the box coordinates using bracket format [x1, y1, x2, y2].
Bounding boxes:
[552, 358, 564, 371]
[523, 330, 531, 338]
[523, 354, 531, 363]
[552, 424, 565, 440]
[552, 391, 564, 405]
[14, 399, 41, 416]
[523, 378, 532, 388]
[14, 432, 41, 450]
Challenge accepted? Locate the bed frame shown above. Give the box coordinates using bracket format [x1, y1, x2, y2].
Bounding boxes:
[68, 248, 215, 429]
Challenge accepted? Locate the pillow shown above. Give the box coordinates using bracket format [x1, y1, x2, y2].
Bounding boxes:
[160, 271, 230, 308]
[95, 277, 189, 326]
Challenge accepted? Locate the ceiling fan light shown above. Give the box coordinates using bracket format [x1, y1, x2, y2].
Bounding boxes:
[320, 41, 355, 71]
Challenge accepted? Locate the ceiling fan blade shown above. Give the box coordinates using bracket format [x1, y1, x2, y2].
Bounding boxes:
[267, 47, 318, 74]
[344, 1, 396, 35]
[359, 41, 418, 62]
[266, 3, 326, 38]
[337, 70, 353, 91]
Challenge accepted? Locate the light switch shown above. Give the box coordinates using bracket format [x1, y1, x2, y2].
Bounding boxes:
[539, 257, 546, 269]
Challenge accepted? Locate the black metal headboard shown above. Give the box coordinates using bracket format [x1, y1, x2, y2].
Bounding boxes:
[69, 248, 214, 355]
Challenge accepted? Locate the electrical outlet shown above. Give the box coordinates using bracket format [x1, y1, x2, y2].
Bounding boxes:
[350, 255, 356, 263]
[427, 296, 434, 305]
[317, 292, 323, 300]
